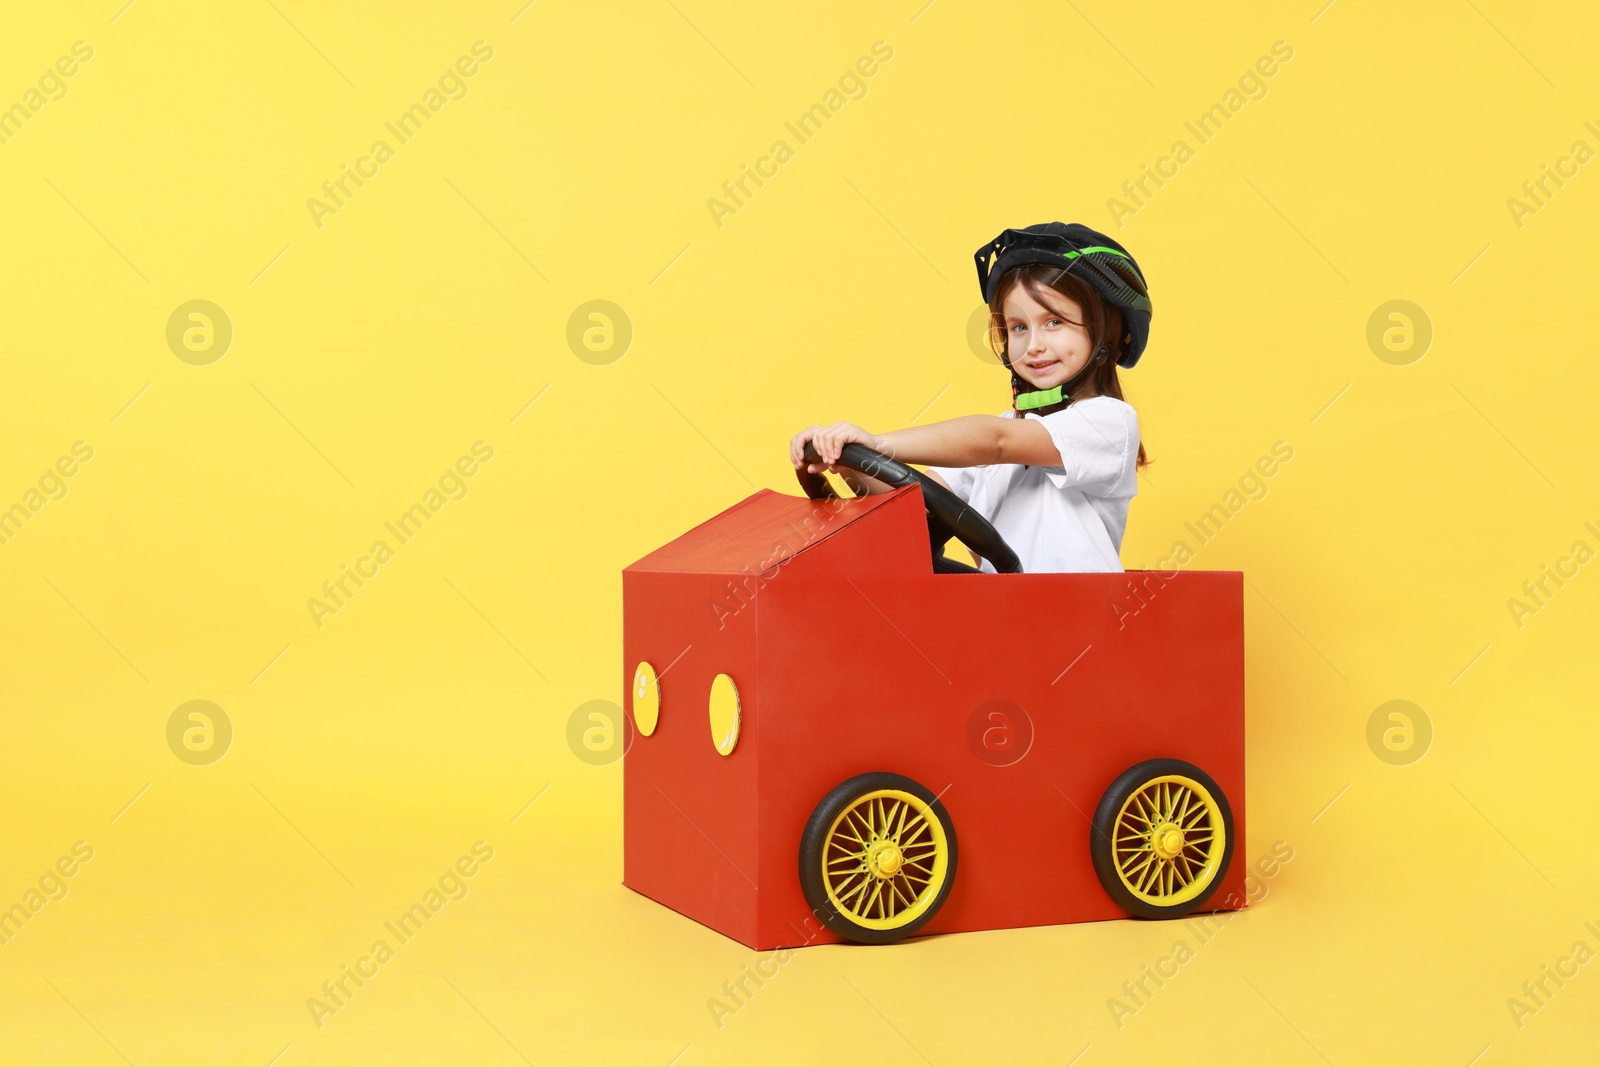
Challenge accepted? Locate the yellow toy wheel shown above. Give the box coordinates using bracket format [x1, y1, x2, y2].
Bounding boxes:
[1090, 758, 1235, 919]
[798, 772, 957, 944]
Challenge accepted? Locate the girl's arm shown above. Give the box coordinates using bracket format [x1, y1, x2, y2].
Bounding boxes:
[792, 415, 1063, 474]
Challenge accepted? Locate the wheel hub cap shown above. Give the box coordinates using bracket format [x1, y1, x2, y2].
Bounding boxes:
[1152, 822, 1185, 859]
[871, 843, 903, 877]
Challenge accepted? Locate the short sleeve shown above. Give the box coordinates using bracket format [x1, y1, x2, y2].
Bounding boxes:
[1026, 399, 1138, 496]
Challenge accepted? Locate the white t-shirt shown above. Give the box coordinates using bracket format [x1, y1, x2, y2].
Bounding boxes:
[925, 397, 1139, 574]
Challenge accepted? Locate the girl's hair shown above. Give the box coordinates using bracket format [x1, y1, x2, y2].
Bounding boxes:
[985, 264, 1149, 469]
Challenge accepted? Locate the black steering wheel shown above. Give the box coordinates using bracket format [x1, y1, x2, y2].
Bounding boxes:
[797, 442, 1021, 574]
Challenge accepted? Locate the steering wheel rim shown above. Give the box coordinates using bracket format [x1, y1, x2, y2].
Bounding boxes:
[797, 442, 1022, 574]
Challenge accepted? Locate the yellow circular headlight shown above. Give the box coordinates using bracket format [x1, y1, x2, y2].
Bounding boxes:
[631, 661, 660, 737]
[708, 673, 741, 756]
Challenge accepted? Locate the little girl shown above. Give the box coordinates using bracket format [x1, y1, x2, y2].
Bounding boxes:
[789, 222, 1151, 573]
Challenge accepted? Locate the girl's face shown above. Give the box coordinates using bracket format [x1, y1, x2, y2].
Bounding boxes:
[1000, 284, 1094, 391]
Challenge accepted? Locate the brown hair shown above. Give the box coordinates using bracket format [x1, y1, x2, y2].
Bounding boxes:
[985, 264, 1149, 469]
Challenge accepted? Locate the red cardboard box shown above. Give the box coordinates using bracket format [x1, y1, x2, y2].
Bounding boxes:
[623, 483, 1246, 949]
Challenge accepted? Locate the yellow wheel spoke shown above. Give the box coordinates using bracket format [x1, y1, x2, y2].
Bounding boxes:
[1119, 846, 1155, 870]
[833, 824, 868, 849]
[1133, 793, 1157, 826]
[857, 879, 874, 919]
[1175, 785, 1195, 821]
[856, 805, 876, 838]
[1121, 852, 1156, 883]
[832, 870, 870, 895]
[899, 810, 932, 839]
[833, 871, 866, 902]
[1131, 863, 1158, 894]
[1137, 857, 1163, 894]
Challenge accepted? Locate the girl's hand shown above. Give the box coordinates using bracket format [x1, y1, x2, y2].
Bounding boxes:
[790, 422, 887, 473]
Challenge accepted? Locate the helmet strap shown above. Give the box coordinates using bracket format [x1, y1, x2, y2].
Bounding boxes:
[1009, 344, 1110, 413]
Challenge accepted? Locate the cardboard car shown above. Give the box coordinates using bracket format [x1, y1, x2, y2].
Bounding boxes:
[621, 444, 1246, 949]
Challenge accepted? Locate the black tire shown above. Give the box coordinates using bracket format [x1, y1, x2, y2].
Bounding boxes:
[1090, 758, 1235, 920]
[798, 772, 958, 944]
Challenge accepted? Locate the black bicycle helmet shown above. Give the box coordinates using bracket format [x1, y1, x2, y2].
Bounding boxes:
[973, 222, 1152, 412]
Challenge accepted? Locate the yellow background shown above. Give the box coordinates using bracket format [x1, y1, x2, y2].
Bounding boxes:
[2, 0, 1597, 1062]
